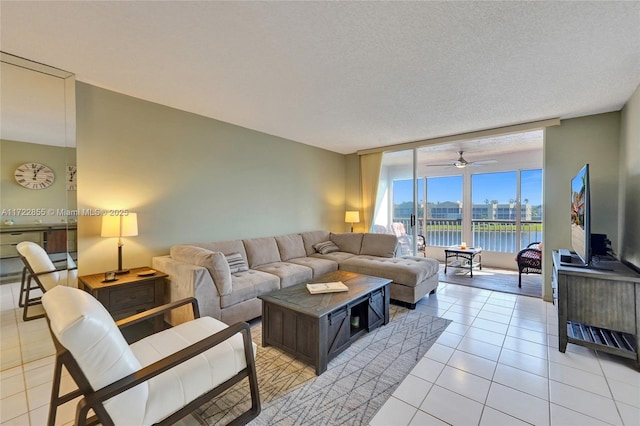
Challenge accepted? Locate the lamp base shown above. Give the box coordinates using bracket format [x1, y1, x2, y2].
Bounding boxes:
[115, 245, 129, 275]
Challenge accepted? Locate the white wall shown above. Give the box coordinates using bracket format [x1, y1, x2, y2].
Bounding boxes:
[543, 112, 621, 300]
[76, 83, 346, 274]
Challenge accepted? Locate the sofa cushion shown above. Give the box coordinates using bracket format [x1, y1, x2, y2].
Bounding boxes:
[221, 270, 280, 308]
[311, 251, 357, 263]
[313, 240, 340, 254]
[254, 262, 313, 288]
[209, 253, 233, 295]
[193, 240, 247, 260]
[225, 252, 249, 273]
[275, 234, 306, 261]
[287, 257, 339, 278]
[243, 237, 281, 268]
[300, 230, 331, 256]
[170, 245, 232, 296]
[360, 233, 398, 258]
[339, 256, 440, 287]
[330, 232, 364, 254]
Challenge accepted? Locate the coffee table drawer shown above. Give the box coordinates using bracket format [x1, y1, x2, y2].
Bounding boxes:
[327, 307, 350, 357]
[109, 282, 155, 312]
[367, 288, 385, 330]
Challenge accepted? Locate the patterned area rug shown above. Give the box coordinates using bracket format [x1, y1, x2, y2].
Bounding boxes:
[197, 305, 451, 425]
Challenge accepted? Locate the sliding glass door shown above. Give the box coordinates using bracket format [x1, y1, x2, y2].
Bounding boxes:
[375, 143, 543, 267]
[424, 175, 463, 247]
[373, 150, 420, 256]
[471, 170, 543, 253]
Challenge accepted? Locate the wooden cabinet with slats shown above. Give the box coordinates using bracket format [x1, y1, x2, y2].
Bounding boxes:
[552, 251, 640, 366]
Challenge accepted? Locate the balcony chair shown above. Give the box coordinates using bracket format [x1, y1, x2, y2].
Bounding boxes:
[516, 242, 543, 287]
[391, 222, 425, 256]
[371, 224, 389, 234]
[42, 286, 260, 426]
[17, 241, 77, 321]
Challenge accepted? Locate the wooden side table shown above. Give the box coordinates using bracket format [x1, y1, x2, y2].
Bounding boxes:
[79, 267, 167, 333]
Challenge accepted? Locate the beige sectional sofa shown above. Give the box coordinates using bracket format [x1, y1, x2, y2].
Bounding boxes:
[152, 231, 439, 325]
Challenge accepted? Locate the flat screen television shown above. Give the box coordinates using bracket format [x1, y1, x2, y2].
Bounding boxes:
[570, 164, 591, 266]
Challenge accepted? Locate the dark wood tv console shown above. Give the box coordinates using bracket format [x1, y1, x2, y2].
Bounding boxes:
[552, 251, 640, 367]
[259, 270, 391, 375]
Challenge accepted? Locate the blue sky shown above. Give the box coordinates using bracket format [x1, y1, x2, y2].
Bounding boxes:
[394, 170, 543, 205]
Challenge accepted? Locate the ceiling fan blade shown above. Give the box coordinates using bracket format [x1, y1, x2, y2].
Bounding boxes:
[425, 153, 498, 168]
[470, 159, 498, 165]
[424, 163, 455, 167]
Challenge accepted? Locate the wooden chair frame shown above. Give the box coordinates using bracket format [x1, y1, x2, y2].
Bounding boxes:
[19, 256, 76, 321]
[46, 297, 260, 426]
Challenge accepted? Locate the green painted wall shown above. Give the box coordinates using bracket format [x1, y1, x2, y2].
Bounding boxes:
[543, 112, 621, 300]
[0, 139, 76, 224]
[76, 83, 346, 274]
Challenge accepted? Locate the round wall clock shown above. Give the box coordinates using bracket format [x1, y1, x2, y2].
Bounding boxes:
[14, 162, 55, 190]
[67, 165, 77, 190]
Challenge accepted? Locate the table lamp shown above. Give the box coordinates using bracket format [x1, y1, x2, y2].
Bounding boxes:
[345, 211, 360, 233]
[101, 213, 138, 274]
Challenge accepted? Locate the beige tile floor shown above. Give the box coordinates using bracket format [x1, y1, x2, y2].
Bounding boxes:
[1, 280, 639, 425]
[0, 282, 199, 426]
[371, 283, 640, 426]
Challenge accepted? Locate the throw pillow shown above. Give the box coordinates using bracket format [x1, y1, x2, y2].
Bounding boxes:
[313, 240, 340, 255]
[226, 252, 249, 273]
[275, 234, 306, 261]
[360, 233, 398, 258]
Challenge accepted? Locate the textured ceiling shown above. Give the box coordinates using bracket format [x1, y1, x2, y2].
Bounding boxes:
[1, 1, 638, 155]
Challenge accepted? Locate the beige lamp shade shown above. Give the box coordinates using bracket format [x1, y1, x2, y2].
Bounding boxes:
[345, 211, 360, 224]
[101, 213, 138, 274]
[101, 213, 138, 238]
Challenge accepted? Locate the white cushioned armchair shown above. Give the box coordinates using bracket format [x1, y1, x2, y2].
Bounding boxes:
[42, 286, 260, 426]
[17, 241, 77, 321]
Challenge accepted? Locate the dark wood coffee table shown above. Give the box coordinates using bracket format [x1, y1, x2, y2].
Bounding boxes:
[259, 270, 391, 375]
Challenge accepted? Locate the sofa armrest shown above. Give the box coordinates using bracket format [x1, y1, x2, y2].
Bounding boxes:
[152, 255, 221, 325]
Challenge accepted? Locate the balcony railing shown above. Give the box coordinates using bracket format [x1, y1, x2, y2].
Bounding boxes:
[390, 217, 543, 253]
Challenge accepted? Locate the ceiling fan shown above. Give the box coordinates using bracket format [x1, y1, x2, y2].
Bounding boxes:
[425, 151, 497, 169]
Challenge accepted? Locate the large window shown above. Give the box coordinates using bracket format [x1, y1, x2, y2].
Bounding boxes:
[375, 130, 544, 260]
[471, 170, 542, 252]
[520, 169, 543, 248]
[425, 176, 462, 246]
[392, 179, 423, 221]
[472, 172, 517, 252]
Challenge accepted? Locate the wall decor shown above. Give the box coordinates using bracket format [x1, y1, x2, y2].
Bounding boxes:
[67, 165, 77, 190]
[14, 162, 55, 189]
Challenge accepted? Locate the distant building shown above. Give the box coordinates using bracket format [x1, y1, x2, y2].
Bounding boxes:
[395, 201, 541, 221]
